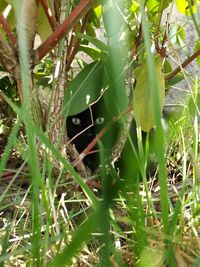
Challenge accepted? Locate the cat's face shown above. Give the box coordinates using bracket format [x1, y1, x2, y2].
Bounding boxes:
[66, 100, 107, 171]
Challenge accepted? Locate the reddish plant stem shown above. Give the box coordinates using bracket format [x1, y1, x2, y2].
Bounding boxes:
[66, 11, 90, 70]
[166, 49, 200, 80]
[34, 0, 96, 64]
[54, 0, 60, 22]
[39, 0, 58, 30]
[67, 25, 78, 61]
[0, 12, 16, 47]
[82, 126, 108, 157]
[67, 12, 90, 70]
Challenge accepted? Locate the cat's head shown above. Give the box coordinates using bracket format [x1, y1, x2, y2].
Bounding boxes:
[66, 99, 107, 171]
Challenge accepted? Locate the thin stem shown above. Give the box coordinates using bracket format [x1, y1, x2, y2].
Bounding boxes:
[66, 11, 90, 70]
[39, 0, 58, 30]
[154, 0, 165, 50]
[54, 0, 60, 22]
[34, 0, 96, 64]
[165, 49, 200, 80]
[0, 12, 16, 47]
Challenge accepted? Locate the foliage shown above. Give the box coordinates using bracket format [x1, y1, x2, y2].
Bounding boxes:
[0, 0, 199, 266]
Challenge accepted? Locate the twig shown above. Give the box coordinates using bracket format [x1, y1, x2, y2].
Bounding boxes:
[154, 0, 165, 52]
[34, 0, 96, 64]
[54, 0, 60, 22]
[66, 11, 90, 69]
[165, 49, 200, 80]
[0, 12, 16, 47]
[39, 0, 58, 31]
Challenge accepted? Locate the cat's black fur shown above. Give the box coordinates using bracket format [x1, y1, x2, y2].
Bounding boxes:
[66, 99, 112, 171]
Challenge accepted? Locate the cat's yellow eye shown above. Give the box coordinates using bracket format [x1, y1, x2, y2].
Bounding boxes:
[95, 117, 104, 125]
[72, 117, 81, 125]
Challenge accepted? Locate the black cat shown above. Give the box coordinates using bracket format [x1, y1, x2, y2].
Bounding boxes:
[66, 99, 155, 176]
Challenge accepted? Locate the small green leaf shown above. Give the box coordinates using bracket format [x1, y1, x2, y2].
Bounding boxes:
[134, 55, 165, 132]
[63, 61, 105, 116]
[79, 45, 108, 61]
[168, 73, 184, 86]
[194, 40, 200, 67]
[163, 60, 172, 74]
[85, 22, 96, 37]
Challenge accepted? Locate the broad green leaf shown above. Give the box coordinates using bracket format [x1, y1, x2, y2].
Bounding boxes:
[63, 61, 104, 116]
[76, 33, 109, 52]
[134, 55, 165, 132]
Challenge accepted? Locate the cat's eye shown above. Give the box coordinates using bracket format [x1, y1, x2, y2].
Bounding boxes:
[95, 117, 104, 125]
[72, 117, 81, 125]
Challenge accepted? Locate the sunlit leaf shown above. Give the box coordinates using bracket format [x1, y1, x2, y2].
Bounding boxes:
[175, 0, 188, 13]
[146, 0, 159, 12]
[175, 0, 200, 15]
[130, 1, 139, 13]
[93, 2, 102, 18]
